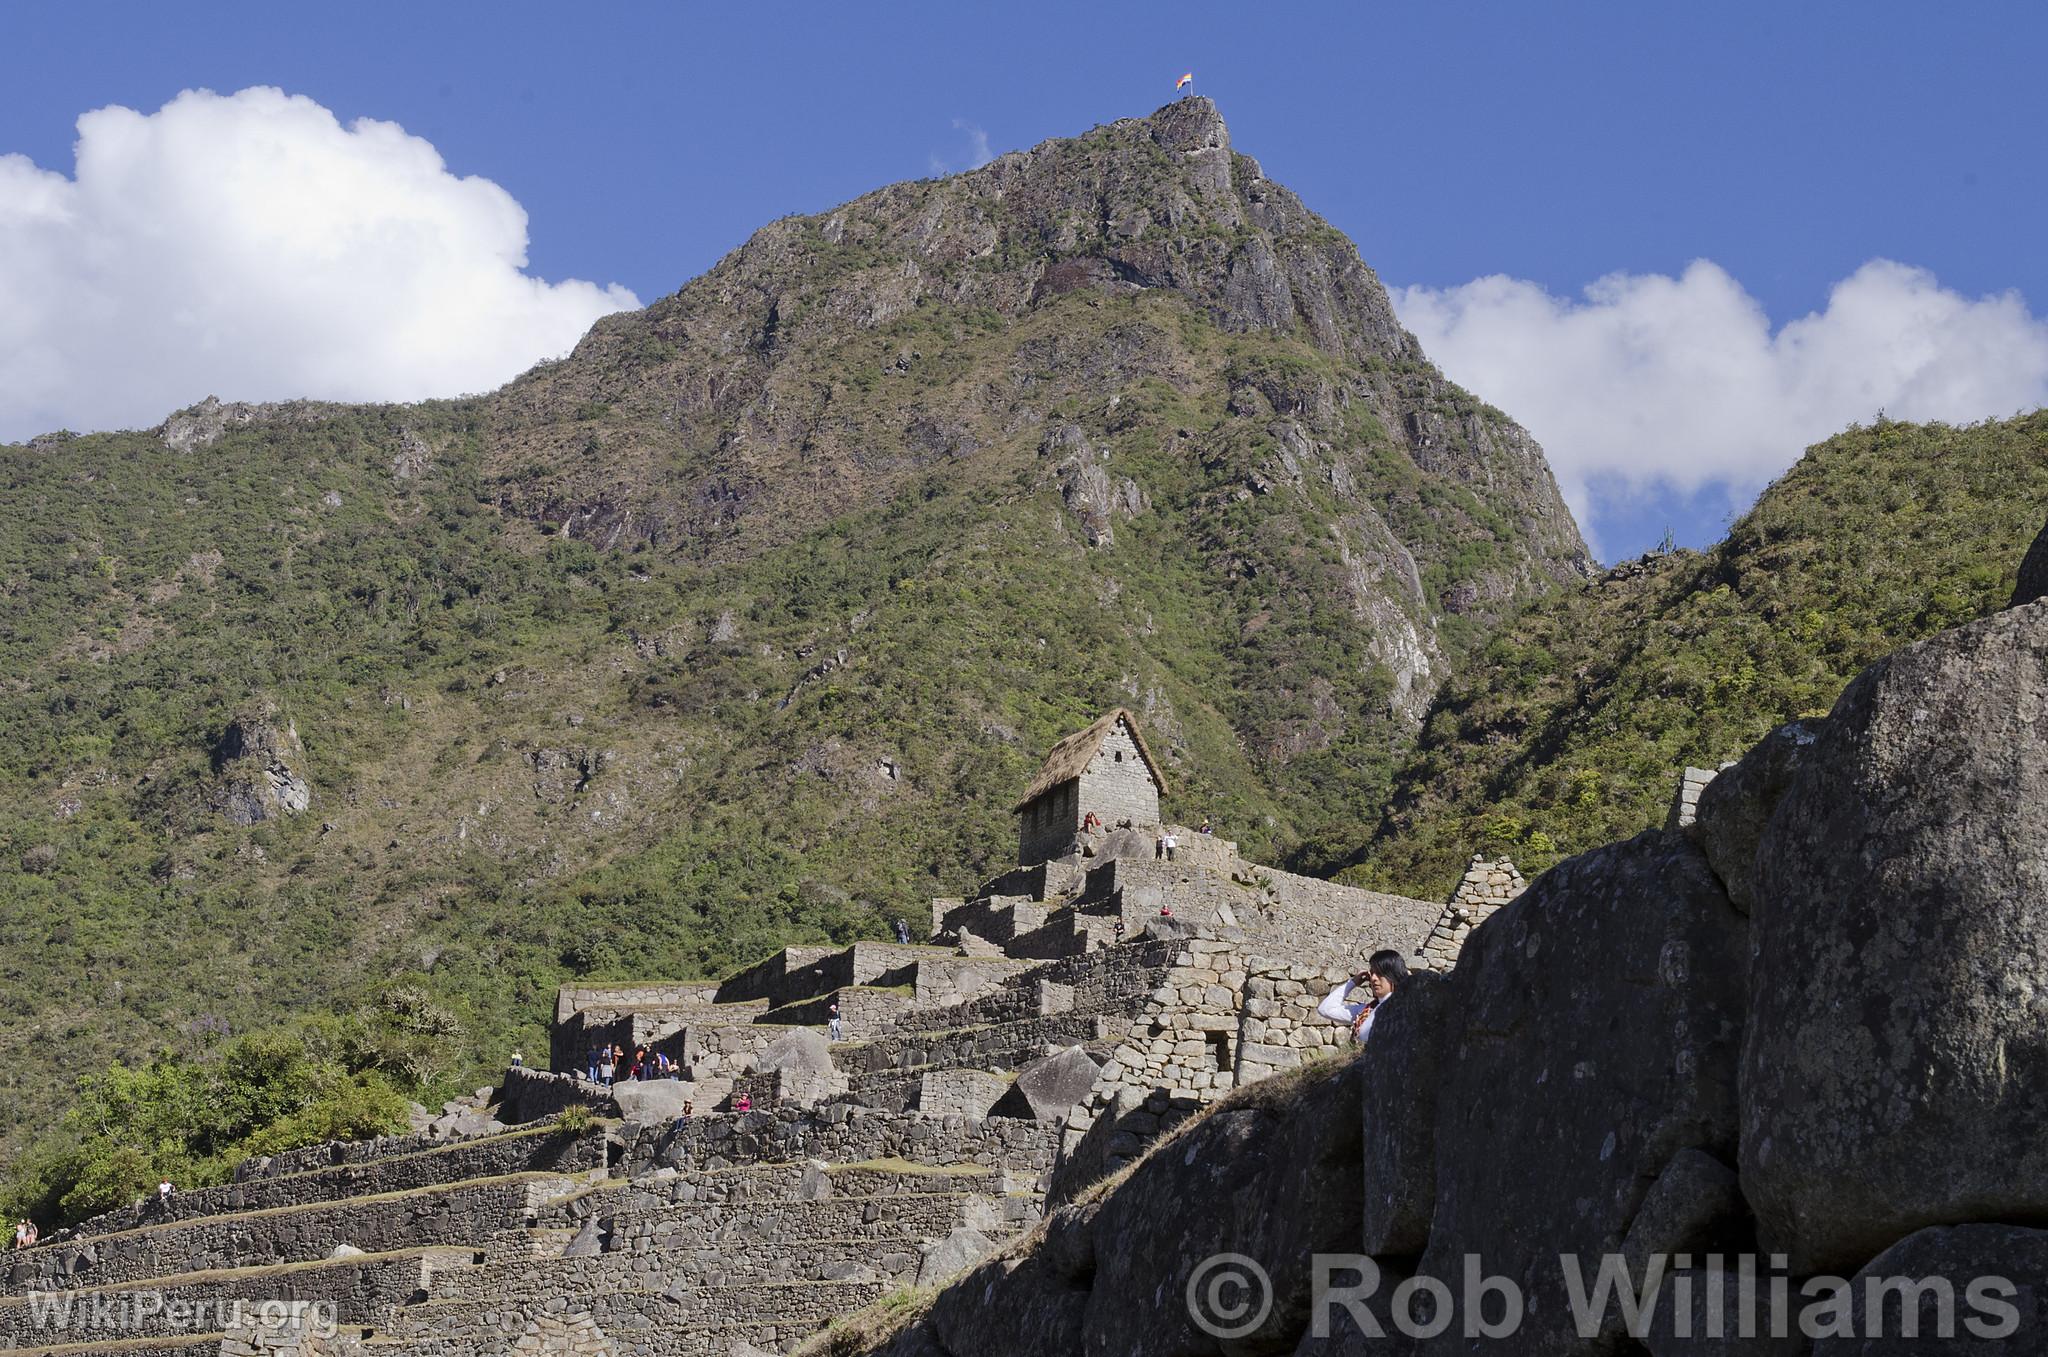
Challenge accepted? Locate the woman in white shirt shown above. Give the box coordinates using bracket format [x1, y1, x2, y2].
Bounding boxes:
[1318, 950, 1411, 1044]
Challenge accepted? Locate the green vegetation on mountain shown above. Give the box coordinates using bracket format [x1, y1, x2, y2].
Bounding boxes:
[0, 99, 1588, 1171]
[1335, 412, 2048, 898]
[0, 998, 434, 1225]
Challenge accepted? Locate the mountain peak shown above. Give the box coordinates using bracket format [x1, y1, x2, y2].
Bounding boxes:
[489, 99, 1590, 598]
[1139, 94, 1230, 155]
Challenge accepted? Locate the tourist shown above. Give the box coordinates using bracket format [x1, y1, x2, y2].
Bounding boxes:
[1199, 816, 1213, 835]
[510, 1050, 523, 1068]
[828, 1001, 844, 1042]
[158, 1179, 174, 1204]
[1159, 903, 1172, 918]
[1157, 830, 1177, 862]
[1081, 811, 1102, 835]
[1317, 950, 1410, 1045]
[598, 1050, 616, 1087]
[894, 917, 911, 945]
[587, 1044, 603, 1083]
[680, 1100, 694, 1120]
[12, 1220, 32, 1249]
[734, 1091, 753, 1114]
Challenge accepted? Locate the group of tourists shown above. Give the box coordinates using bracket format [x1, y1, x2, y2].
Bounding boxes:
[587, 1042, 680, 1085]
[10, 1219, 36, 1249]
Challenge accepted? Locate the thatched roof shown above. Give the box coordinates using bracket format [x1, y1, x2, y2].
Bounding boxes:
[1013, 709, 1168, 811]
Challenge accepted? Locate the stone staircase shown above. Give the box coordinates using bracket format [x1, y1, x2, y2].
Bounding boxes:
[1, 822, 1469, 1354]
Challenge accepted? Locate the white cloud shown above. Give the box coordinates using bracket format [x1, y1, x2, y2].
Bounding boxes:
[0, 86, 639, 442]
[929, 119, 994, 175]
[1393, 259, 2048, 525]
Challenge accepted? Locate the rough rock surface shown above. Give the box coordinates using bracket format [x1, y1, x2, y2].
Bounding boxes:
[1742, 601, 2048, 1273]
[902, 1058, 1369, 1357]
[756, 1028, 834, 1075]
[990, 1045, 1102, 1122]
[1417, 830, 1746, 1356]
[915, 1227, 995, 1288]
[1357, 969, 1451, 1258]
[1619, 1147, 1747, 1277]
[2012, 515, 2048, 606]
[1814, 1223, 2048, 1355]
[1083, 1056, 1369, 1355]
[610, 1078, 690, 1125]
[211, 706, 312, 824]
[1690, 718, 1825, 914]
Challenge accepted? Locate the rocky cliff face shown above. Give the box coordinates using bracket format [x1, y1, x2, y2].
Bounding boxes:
[488, 96, 1588, 639]
[824, 530, 2048, 1356]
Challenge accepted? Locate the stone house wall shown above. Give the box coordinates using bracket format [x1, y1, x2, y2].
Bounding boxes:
[1017, 780, 1080, 866]
[1049, 932, 1364, 1199]
[1074, 719, 1161, 830]
[1417, 854, 1527, 971]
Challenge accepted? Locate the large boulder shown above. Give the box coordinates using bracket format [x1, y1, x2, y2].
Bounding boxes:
[1080, 1054, 1372, 1355]
[921, 1235, 1090, 1356]
[2012, 516, 2048, 607]
[1690, 718, 1825, 914]
[754, 1027, 833, 1076]
[1815, 1224, 2048, 1355]
[1741, 603, 2048, 1273]
[1358, 969, 1452, 1258]
[1416, 831, 1746, 1357]
[991, 1045, 1102, 1122]
[916, 1226, 996, 1287]
[610, 1078, 690, 1125]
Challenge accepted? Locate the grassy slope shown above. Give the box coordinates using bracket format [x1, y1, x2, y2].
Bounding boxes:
[1337, 413, 2048, 898]
[0, 277, 1566, 1143]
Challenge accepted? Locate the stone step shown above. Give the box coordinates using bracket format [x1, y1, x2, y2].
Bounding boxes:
[63, 1123, 605, 1240]
[882, 938, 1178, 1036]
[837, 1012, 1114, 1084]
[575, 1190, 992, 1253]
[423, 1234, 922, 1305]
[539, 1159, 1008, 1226]
[0, 1246, 469, 1347]
[0, 1337, 220, 1357]
[1, 1172, 578, 1296]
[634, 1102, 1063, 1182]
[756, 982, 916, 1031]
[379, 1277, 887, 1344]
[356, 1312, 795, 1357]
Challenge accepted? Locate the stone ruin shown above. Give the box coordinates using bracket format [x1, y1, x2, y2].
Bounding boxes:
[0, 811, 1499, 1355]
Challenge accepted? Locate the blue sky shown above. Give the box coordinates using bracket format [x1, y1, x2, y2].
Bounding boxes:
[5, 1, 2045, 560]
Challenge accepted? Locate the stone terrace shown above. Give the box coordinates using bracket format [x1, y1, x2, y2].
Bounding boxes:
[0, 825, 1493, 1354]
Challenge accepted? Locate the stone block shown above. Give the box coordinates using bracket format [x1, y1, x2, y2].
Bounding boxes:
[1743, 604, 2048, 1272]
[991, 1046, 1103, 1122]
[1359, 970, 1452, 1258]
[1416, 830, 1744, 1357]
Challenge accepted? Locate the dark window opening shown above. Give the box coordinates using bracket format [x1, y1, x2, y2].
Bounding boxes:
[1206, 1031, 1232, 1072]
